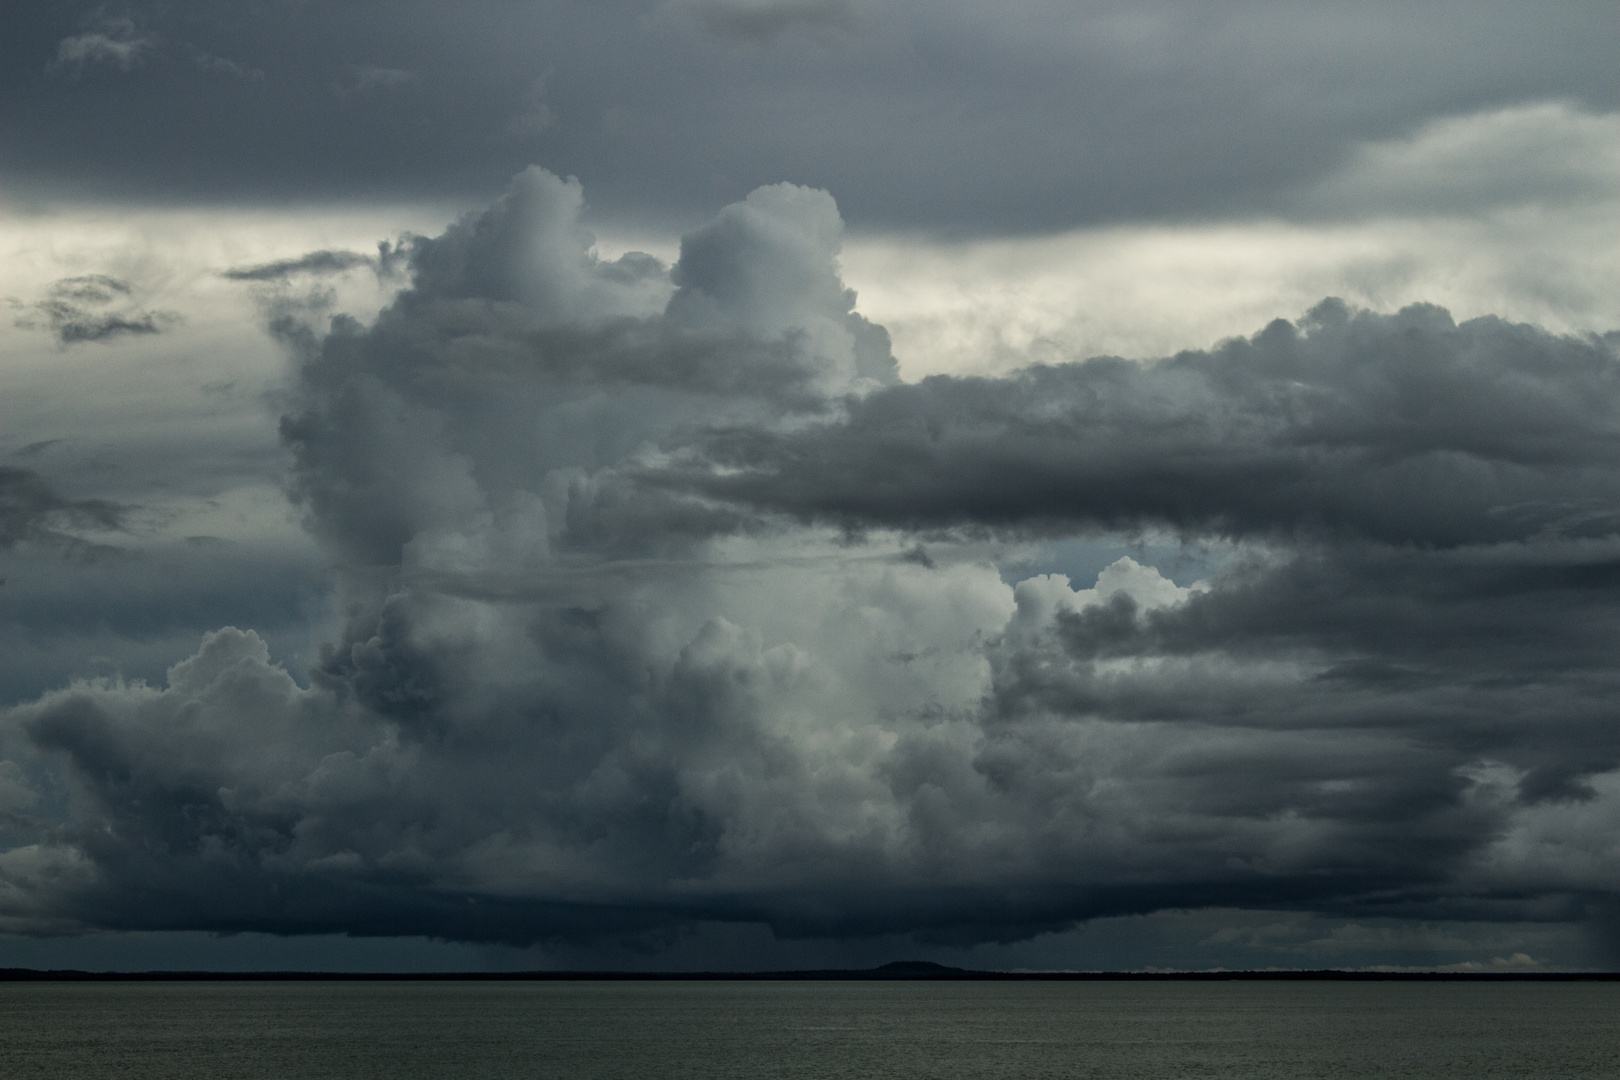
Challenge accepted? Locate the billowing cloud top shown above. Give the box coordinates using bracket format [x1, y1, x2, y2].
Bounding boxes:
[4, 167, 1620, 958]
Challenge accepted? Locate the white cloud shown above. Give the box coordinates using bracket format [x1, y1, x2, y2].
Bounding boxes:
[1008, 558, 1200, 637]
[1308, 102, 1620, 217]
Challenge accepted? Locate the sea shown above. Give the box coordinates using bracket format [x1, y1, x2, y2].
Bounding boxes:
[2, 979, 1617, 1079]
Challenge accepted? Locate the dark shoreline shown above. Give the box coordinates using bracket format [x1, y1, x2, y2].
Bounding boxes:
[2, 962, 1616, 982]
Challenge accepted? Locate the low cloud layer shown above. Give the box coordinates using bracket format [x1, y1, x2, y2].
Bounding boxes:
[6, 1, 1617, 232]
[3, 169, 1619, 961]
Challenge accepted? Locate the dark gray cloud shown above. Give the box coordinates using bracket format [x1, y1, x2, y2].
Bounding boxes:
[5, 171, 1619, 959]
[222, 249, 380, 282]
[44, 308, 171, 344]
[17, 275, 178, 344]
[0, 534, 326, 707]
[637, 305, 1620, 912]
[655, 301, 1620, 546]
[0, 466, 123, 551]
[3, 2, 1616, 232]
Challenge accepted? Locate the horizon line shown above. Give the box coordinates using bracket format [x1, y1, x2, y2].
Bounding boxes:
[3, 962, 1616, 983]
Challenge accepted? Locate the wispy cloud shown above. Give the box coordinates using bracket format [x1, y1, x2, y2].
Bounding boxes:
[223, 250, 378, 282]
[51, 14, 157, 76]
[0, 467, 124, 551]
[674, 0, 858, 43]
[221, 240, 415, 285]
[15, 275, 178, 345]
[191, 51, 265, 82]
[335, 65, 418, 99]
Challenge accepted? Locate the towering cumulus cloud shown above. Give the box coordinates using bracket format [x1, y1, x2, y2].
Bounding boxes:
[3, 167, 1619, 954]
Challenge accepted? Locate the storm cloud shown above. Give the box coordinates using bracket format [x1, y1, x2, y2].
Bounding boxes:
[3, 167, 1619, 959]
[5, 1, 1618, 232]
[657, 302, 1620, 546]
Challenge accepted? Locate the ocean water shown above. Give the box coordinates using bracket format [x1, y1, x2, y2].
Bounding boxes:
[2, 980, 1616, 1079]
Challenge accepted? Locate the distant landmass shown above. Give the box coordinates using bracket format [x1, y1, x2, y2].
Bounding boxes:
[0, 961, 1614, 981]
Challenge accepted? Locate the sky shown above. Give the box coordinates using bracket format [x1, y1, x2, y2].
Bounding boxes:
[3, 0, 1620, 973]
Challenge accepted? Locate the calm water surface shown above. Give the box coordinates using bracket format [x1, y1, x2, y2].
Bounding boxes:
[2, 980, 1617, 1079]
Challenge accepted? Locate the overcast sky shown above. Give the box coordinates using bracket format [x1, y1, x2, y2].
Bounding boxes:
[4, 0, 1620, 973]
